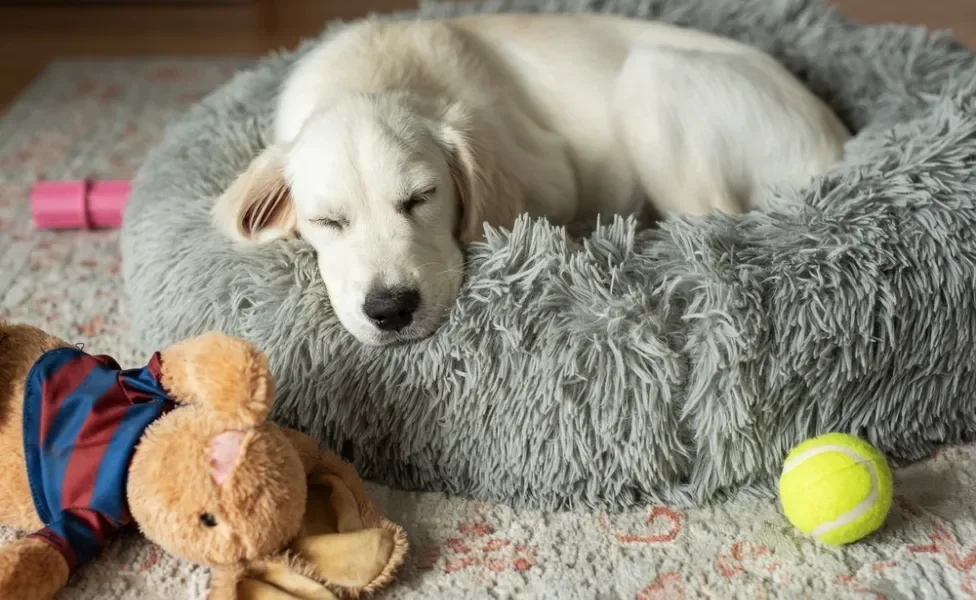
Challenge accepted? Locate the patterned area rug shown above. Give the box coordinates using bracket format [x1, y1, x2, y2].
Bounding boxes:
[3, 59, 976, 600]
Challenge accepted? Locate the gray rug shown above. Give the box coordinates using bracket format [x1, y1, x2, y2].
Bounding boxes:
[121, 0, 976, 511]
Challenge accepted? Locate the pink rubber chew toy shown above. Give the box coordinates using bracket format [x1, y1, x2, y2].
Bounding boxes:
[30, 180, 131, 230]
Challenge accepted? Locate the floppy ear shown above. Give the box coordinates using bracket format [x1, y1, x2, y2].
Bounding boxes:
[213, 145, 297, 244]
[437, 118, 523, 245]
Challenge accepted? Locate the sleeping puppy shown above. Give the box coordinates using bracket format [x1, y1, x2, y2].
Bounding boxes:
[214, 13, 849, 346]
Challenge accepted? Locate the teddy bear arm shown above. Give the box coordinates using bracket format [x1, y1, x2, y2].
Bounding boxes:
[279, 427, 322, 476]
[158, 333, 275, 428]
[276, 428, 386, 532]
[0, 536, 70, 600]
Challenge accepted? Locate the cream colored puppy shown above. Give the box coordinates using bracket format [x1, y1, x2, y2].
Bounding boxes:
[214, 13, 849, 346]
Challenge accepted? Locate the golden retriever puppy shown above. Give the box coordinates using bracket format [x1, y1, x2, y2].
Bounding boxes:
[214, 14, 849, 345]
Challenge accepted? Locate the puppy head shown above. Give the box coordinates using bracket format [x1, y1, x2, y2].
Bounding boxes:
[213, 94, 519, 345]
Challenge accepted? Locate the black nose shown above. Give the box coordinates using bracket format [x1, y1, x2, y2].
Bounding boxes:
[363, 287, 421, 332]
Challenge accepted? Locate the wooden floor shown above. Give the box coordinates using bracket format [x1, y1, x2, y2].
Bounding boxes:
[0, 0, 974, 113]
[0, 0, 418, 112]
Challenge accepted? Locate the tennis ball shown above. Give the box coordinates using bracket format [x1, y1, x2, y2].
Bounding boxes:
[778, 433, 893, 545]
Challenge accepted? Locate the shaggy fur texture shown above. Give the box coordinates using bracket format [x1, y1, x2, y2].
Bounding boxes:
[121, 0, 976, 511]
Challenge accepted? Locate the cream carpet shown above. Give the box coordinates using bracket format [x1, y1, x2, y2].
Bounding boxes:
[2, 59, 976, 600]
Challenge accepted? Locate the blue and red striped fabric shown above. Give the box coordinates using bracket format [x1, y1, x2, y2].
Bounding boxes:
[22, 347, 176, 573]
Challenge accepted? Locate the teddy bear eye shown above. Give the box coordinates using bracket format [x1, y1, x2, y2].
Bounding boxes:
[200, 512, 218, 527]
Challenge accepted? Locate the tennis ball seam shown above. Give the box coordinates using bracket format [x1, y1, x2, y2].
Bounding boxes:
[782, 444, 880, 541]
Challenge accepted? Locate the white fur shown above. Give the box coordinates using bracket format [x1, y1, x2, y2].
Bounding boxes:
[213, 13, 850, 346]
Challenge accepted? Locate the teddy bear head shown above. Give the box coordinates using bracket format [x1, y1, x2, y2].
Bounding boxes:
[125, 332, 308, 566]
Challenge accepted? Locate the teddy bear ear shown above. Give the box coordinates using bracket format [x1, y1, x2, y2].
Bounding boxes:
[209, 430, 247, 486]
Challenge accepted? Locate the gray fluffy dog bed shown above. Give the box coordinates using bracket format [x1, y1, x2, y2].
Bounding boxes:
[121, 0, 976, 511]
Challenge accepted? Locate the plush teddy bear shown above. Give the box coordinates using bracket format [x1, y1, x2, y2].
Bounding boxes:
[0, 322, 407, 600]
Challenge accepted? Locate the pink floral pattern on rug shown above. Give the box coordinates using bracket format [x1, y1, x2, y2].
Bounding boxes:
[423, 517, 540, 578]
[2, 58, 976, 599]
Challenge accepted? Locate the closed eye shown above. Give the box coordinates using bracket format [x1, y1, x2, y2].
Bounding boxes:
[310, 216, 347, 231]
[398, 187, 436, 215]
